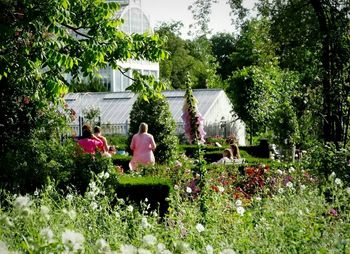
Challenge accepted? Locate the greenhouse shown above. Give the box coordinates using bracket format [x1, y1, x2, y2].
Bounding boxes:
[65, 89, 246, 145]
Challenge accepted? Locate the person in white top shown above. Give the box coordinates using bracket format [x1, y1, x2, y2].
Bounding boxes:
[214, 149, 233, 165]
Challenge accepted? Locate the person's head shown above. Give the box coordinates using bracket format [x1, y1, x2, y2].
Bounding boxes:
[223, 149, 233, 159]
[139, 122, 148, 133]
[94, 126, 101, 134]
[82, 124, 91, 132]
[230, 143, 240, 158]
[82, 128, 93, 139]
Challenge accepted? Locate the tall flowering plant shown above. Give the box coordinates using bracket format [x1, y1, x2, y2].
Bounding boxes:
[181, 77, 208, 222]
[181, 80, 206, 144]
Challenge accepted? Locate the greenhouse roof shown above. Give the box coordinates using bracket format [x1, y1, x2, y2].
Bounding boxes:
[65, 89, 226, 125]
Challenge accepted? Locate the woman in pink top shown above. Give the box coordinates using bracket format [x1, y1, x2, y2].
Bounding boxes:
[77, 125, 104, 154]
[129, 122, 156, 171]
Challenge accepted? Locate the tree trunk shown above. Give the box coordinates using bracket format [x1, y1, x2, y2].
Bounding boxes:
[309, 0, 334, 143]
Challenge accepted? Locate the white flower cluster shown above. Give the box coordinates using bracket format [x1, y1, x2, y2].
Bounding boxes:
[61, 229, 85, 253]
[195, 223, 205, 233]
[235, 199, 245, 216]
[13, 195, 32, 216]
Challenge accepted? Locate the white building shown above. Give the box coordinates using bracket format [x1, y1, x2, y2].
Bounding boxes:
[65, 89, 246, 145]
[99, 0, 159, 91]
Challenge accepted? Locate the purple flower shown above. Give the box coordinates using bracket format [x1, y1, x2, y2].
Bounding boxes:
[329, 208, 338, 217]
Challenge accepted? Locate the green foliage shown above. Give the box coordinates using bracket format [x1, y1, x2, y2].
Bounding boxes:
[69, 78, 109, 92]
[1, 156, 350, 253]
[116, 176, 173, 217]
[82, 105, 101, 126]
[210, 32, 237, 80]
[128, 96, 178, 164]
[0, 134, 117, 194]
[155, 22, 221, 89]
[105, 134, 128, 150]
[302, 142, 350, 183]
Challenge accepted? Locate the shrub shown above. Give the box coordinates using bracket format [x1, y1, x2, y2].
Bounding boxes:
[115, 176, 173, 217]
[128, 96, 178, 164]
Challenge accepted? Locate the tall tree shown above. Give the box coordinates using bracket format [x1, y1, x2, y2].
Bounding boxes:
[155, 22, 220, 89]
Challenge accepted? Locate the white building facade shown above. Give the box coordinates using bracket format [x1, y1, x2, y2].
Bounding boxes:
[101, 0, 159, 92]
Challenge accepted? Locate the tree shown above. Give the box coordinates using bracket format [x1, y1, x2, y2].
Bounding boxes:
[210, 32, 237, 81]
[155, 22, 220, 89]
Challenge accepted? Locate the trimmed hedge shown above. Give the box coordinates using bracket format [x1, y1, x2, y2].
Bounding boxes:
[115, 176, 173, 218]
[111, 154, 132, 172]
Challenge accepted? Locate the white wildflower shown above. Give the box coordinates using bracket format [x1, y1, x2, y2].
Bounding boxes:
[5, 216, 14, 227]
[143, 234, 157, 246]
[138, 248, 152, 254]
[174, 185, 179, 190]
[220, 248, 236, 254]
[157, 243, 166, 251]
[277, 169, 283, 175]
[90, 202, 98, 210]
[345, 187, 350, 194]
[13, 195, 31, 209]
[278, 188, 284, 194]
[205, 245, 214, 254]
[159, 250, 172, 254]
[175, 242, 190, 253]
[61, 230, 85, 252]
[104, 172, 110, 179]
[40, 205, 50, 220]
[186, 187, 192, 193]
[126, 205, 134, 213]
[120, 244, 138, 254]
[235, 199, 242, 207]
[330, 172, 336, 178]
[236, 206, 245, 216]
[300, 185, 306, 191]
[255, 196, 262, 201]
[286, 182, 293, 188]
[217, 186, 225, 193]
[141, 217, 150, 228]
[0, 241, 9, 254]
[195, 223, 205, 233]
[335, 178, 342, 186]
[66, 194, 74, 201]
[289, 167, 295, 173]
[40, 227, 54, 243]
[68, 209, 77, 220]
[34, 190, 39, 196]
[96, 239, 110, 253]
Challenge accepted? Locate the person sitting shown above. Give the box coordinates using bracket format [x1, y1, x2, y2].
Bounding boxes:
[77, 125, 103, 154]
[129, 122, 156, 171]
[230, 143, 241, 159]
[214, 149, 233, 165]
[94, 126, 109, 153]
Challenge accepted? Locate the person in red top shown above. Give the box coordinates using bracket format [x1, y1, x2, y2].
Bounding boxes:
[77, 125, 103, 154]
[129, 122, 156, 171]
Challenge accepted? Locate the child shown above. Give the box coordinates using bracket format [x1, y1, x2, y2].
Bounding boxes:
[214, 149, 233, 165]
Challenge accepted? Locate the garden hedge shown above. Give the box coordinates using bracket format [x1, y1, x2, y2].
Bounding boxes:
[115, 176, 173, 218]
